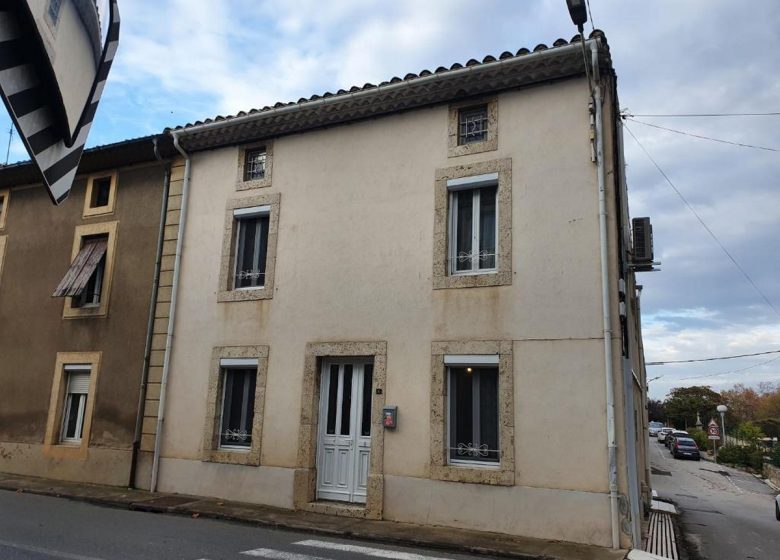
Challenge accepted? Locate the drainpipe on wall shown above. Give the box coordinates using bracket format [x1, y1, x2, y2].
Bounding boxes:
[150, 131, 191, 492]
[590, 38, 620, 550]
[129, 137, 170, 488]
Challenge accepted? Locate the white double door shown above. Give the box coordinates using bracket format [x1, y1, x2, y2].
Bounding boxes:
[316, 359, 373, 503]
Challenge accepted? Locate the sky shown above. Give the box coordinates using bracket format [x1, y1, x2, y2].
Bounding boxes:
[3, 1, 779, 400]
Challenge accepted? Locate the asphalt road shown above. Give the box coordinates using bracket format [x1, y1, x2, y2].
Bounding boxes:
[0, 490, 501, 560]
[649, 437, 780, 560]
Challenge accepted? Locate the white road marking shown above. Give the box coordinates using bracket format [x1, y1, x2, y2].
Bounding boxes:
[241, 549, 326, 560]
[0, 539, 107, 560]
[294, 539, 454, 560]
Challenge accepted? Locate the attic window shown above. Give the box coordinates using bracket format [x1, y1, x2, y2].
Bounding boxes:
[243, 148, 267, 182]
[458, 105, 489, 145]
[90, 177, 112, 208]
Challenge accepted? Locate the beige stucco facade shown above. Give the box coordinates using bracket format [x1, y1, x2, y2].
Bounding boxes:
[144, 69, 649, 549]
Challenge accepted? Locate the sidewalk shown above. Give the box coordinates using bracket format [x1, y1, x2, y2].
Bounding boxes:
[0, 472, 626, 560]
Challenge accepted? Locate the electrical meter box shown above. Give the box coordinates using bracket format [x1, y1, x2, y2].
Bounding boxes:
[382, 406, 398, 429]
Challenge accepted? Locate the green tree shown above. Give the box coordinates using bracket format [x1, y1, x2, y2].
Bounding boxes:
[648, 399, 666, 423]
[663, 386, 721, 430]
[734, 421, 764, 446]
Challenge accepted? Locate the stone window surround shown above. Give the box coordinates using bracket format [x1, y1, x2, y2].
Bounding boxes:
[433, 158, 512, 289]
[43, 351, 102, 460]
[236, 141, 274, 191]
[0, 235, 6, 288]
[294, 341, 387, 520]
[447, 98, 498, 157]
[63, 221, 119, 319]
[201, 345, 269, 466]
[430, 340, 514, 486]
[217, 192, 280, 302]
[82, 171, 118, 218]
[0, 187, 9, 230]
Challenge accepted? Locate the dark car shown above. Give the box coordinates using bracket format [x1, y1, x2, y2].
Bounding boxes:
[672, 437, 701, 460]
[666, 430, 689, 449]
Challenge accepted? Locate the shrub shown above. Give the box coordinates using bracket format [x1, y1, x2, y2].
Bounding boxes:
[770, 446, 780, 468]
[716, 445, 746, 465]
[746, 448, 765, 471]
[687, 428, 709, 451]
[735, 421, 765, 446]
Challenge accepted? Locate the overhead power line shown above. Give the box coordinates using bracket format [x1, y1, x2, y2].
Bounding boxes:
[623, 124, 780, 318]
[678, 355, 780, 380]
[625, 117, 779, 152]
[626, 111, 780, 118]
[646, 349, 780, 366]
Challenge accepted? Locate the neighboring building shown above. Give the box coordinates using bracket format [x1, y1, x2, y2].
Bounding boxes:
[0, 136, 174, 486]
[133, 32, 652, 550]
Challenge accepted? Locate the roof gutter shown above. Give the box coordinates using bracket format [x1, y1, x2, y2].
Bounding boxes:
[176, 39, 594, 140]
[150, 130, 191, 492]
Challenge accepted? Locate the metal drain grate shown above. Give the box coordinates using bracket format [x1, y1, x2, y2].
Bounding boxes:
[645, 511, 678, 559]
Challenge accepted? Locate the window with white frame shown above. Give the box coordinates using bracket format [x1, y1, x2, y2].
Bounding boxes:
[448, 173, 498, 275]
[61, 365, 91, 443]
[446, 355, 499, 465]
[232, 206, 270, 289]
[218, 359, 257, 449]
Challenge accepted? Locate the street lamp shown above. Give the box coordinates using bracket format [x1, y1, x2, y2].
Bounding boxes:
[717, 404, 728, 446]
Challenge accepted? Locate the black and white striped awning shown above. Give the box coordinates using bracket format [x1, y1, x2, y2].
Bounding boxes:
[0, 0, 120, 205]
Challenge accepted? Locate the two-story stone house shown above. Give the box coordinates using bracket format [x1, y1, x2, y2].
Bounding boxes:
[133, 32, 651, 550]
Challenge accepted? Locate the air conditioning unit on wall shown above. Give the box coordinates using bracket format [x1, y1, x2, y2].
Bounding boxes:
[631, 217, 655, 271]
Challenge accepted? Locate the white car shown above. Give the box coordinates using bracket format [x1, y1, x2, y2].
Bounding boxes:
[657, 427, 674, 443]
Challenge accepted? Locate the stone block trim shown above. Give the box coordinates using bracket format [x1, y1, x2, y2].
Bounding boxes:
[295, 341, 387, 519]
[236, 141, 273, 191]
[430, 340, 515, 486]
[433, 158, 512, 289]
[447, 98, 498, 158]
[139, 157, 186, 455]
[201, 345, 269, 466]
[217, 192, 280, 302]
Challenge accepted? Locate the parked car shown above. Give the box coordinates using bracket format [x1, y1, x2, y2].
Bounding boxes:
[775, 494, 780, 520]
[649, 421, 665, 437]
[671, 437, 701, 460]
[666, 430, 689, 449]
[657, 427, 674, 443]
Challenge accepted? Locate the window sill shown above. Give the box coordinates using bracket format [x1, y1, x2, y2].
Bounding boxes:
[433, 269, 511, 290]
[217, 287, 273, 302]
[430, 464, 513, 486]
[202, 448, 260, 466]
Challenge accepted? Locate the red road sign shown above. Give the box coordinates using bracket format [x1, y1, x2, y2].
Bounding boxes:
[708, 423, 720, 436]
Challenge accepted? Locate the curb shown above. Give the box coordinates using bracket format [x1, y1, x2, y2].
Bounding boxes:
[0, 479, 626, 560]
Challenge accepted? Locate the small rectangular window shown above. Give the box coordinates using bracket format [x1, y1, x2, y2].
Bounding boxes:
[448, 184, 497, 274]
[458, 105, 488, 145]
[61, 367, 91, 443]
[448, 366, 499, 465]
[219, 367, 257, 448]
[243, 148, 267, 182]
[90, 177, 112, 208]
[233, 208, 270, 289]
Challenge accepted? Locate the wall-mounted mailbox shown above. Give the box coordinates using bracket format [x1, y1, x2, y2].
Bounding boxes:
[382, 406, 398, 429]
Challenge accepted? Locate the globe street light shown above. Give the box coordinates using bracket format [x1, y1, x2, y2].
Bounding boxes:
[717, 404, 728, 446]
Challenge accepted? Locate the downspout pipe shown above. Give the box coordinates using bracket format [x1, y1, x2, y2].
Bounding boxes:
[590, 38, 620, 549]
[129, 137, 170, 488]
[150, 131, 191, 492]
